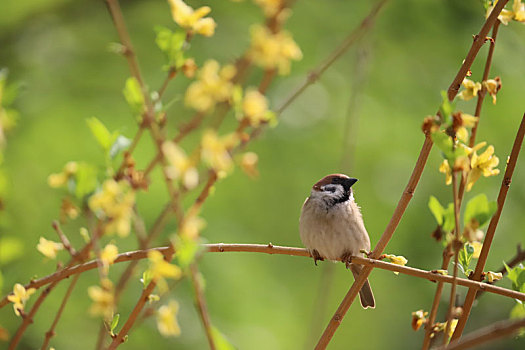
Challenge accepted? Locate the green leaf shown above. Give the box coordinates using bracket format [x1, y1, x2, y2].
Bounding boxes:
[464, 194, 497, 228]
[110, 313, 120, 333]
[0, 237, 24, 265]
[442, 203, 456, 233]
[504, 263, 525, 292]
[141, 270, 153, 289]
[510, 302, 525, 319]
[74, 162, 98, 199]
[87, 117, 118, 152]
[109, 135, 132, 158]
[428, 196, 444, 225]
[431, 130, 466, 162]
[155, 26, 186, 67]
[458, 243, 474, 276]
[211, 326, 236, 350]
[123, 77, 145, 115]
[439, 90, 455, 122]
[174, 236, 202, 269]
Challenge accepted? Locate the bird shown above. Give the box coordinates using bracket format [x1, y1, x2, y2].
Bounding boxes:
[299, 174, 375, 309]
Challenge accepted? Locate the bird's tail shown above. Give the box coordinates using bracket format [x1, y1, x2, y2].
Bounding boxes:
[350, 264, 376, 309]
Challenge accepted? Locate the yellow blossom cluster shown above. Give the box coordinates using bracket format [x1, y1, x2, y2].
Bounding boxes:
[201, 130, 238, 176]
[457, 78, 482, 101]
[254, 0, 282, 17]
[36, 237, 64, 259]
[168, 0, 216, 37]
[185, 60, 237, 112]
[157, 300, 181, 337]
[180, 215, 206, 239]
[240, 152, 259, 178]
[487, 0, 525, 25]
[7, 283, 36, 316]
[88, 179, 135, 237]
[162, 141, 199, 189]
[147, 250, 182, 293]
[100, 243, 119, 274]
[47, 161, 78, 188]
[454, 113, 478, 143]
[242, 89, 271, 127]
[88, 280, 115, 319]
[439, 142, 500, 191]
[248, 24, 302, 75]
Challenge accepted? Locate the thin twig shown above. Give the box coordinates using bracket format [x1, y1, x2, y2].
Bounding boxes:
[40, 274, 81, 350]
[52, 220, 76, 257]
[443, 173, 462, 344]
[422, 247, 453, 350]
[316, 2, 510, 347]
[451, 113, 525, 341]
[107, 281, 158, 350]
[189, 264, 216, 350]
[275, 0, 388, 116]
[434, 317, 525, 350]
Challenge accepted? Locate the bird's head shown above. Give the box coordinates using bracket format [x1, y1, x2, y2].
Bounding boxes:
[309, 173, 358, 206]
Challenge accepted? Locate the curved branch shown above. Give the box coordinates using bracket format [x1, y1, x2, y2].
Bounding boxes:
[2, 244, 524, 308]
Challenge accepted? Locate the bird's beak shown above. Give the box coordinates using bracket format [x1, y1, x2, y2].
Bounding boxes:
[345, 177, 358, 188]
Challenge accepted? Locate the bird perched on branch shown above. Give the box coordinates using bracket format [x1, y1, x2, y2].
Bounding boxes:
[299, 174, 375, 309]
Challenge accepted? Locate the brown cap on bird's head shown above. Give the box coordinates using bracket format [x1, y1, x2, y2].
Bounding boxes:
[312, 174, 358, 192]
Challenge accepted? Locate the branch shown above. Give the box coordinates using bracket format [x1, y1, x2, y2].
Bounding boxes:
[40, 274, 81, 350]
[446, 0, 509, 101]
[444, 173, 462, 344]
[423, 17, 503, 350]
[452, 112, 525, 340]
[475, 243, 525, 300]
[4, 244, 524, 304]
[190, 264, 216, 350]
[434, 317, 525, 350]
[317, 1, 511, 347]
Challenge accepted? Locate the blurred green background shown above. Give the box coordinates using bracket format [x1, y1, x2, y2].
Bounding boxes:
[1, 0, 525, 349]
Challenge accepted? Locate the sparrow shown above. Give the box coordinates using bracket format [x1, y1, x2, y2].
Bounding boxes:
[299, 174, 375, 309]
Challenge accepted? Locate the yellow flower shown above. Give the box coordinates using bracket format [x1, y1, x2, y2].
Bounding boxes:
[88, 180, 135, 237]
[471, 241, 483, 258]
[384, 254, 408, 266]
[248, 24, 302, 75]
[88, 281, 114, 319]
[100, 243, 119, 273]
[201, 130, 235, 176]
[482, 77, 502, 104]
[486, 271, 503, 283]
[180, 215, 206, 239]
[446, 319, 458, 339]
[240, 152, 259, 178]
[168, 0, 216, 37]
[162, 141, 199, 189]
[157, 300, 181, 337]
[37, 237, 64, 259]
[242, 89, 270, 127]
[458, 78, 482, 101]
[439, 160, 452, 185]
[185, 60, 236, 112]
[411, 309, 428, 331]
[466, 144, 500, 191]
[47, 161, 78, 188]
[254, 0, 282, 17]
[148, 251, 182, 279]
[513, 0, 525, 21]
[7, 283, 36, 316]
[486, 0, 525, 24]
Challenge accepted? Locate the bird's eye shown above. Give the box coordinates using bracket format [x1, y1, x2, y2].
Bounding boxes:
[323, 185, 337, 193]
